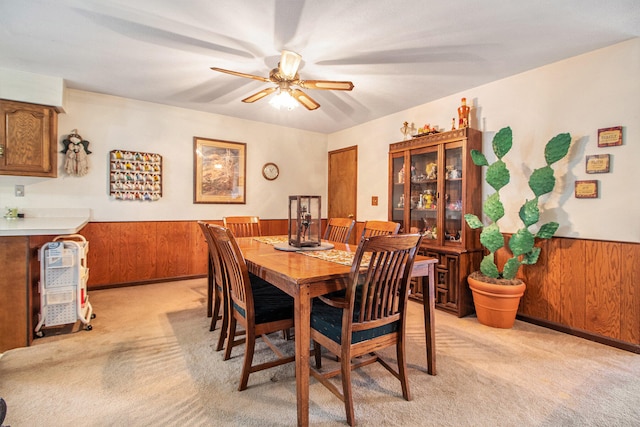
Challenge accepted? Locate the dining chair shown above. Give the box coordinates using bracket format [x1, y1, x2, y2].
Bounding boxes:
[208, 224, 296, 390]
[323, 217, 356, 243]
[223, 216, 262, 237]
[360, 220, 400, 239]
[201, 221, 242, 353]
[310, 233, 424, 426]
[197, 221, 221, 328]
[222, 216, 293, 340]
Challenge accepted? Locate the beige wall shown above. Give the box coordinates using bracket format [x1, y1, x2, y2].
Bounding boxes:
[1, 38, 638, 243]
[0, 90, 328, 221]
[328, 38, 640, 243]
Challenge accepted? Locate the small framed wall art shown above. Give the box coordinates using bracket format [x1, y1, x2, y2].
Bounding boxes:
[575, 180, 598, 199]
[109, 150, 162, 201]
[585, 154, 610, 174]
[194, 137, 246, 204]
[597, 126, 622, 147]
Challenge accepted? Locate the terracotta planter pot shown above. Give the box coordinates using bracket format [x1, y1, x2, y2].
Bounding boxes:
[468, 275, 526, 329]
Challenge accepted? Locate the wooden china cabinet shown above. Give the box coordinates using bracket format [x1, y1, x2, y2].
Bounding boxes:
[389, 127, 483, 317]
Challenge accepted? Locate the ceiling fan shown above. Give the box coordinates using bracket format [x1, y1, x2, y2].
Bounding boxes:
[211, 50, 354, 110]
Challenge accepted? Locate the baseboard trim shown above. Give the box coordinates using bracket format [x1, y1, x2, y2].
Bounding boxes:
[90, 274, 207, 291]
[517, 314, 640, 354]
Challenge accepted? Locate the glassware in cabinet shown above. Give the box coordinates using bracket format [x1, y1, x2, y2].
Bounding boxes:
[390, 153, 407, 232]
[444, 144, 463, 245]
[409, 147, 438, 239]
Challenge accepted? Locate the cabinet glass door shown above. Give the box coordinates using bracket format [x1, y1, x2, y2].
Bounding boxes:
[444, 144, 463, 246]
[390, 153, 406, 232]
[409, 148, 438, 240]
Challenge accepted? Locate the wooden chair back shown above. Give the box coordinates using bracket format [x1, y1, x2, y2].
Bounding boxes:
[346, 233, 422, 332]
[197, 221, 215, 314]
[360, 220, 400, 239]
[323, 217, 356, 243]
[199, 222, 232, 350]
[223, 216, 262, 237]
[208, 224, 253, 321]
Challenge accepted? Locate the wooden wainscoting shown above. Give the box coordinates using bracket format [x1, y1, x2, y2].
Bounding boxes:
[76, 221, 638, 352]
[496, 236, 640, 353]
[78, 219, 291, 288]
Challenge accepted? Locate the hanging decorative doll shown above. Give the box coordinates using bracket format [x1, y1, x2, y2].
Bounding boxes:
[61, 129, 92, 176]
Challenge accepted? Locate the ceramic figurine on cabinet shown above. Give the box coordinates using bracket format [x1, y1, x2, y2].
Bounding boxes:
[446, 166, 460, 179]
[398, 164, 405, 184]
[400, 121, 416, 141]
[446, 165, 454, 178]
[425, 162, 437, 180]
[457, 97, 470, 128]
[423, 190, 434, 209]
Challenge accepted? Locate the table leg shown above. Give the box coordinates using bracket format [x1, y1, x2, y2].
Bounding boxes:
[294, 286, 311, 427]
[422, 263, 436, 375]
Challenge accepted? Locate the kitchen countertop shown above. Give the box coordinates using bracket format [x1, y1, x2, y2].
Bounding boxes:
[0, 208, 90, 236]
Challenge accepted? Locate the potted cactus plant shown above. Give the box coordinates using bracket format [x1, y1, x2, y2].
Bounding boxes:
[464, 126, 571, 328]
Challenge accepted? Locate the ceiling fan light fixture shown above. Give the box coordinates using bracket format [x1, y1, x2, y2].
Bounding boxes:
[211, 49, 352, 111]
[279, 50, 302, 79]
[269, 87, 299, 111]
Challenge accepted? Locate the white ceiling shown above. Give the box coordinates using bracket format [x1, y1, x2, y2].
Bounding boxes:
[1, 0, 639, 134]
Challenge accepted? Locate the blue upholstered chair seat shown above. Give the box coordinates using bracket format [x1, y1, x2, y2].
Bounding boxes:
[311, 296, 398, 344]
[233, 273, 293, 324]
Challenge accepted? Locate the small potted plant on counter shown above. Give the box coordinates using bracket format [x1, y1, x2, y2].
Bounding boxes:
[464, 126, 571, 328]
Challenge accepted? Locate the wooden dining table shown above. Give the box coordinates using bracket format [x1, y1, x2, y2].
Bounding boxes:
[235, 236, 437, 427]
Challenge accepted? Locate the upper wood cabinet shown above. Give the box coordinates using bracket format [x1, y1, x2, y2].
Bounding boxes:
[389, 128, 483, 316]
[0, 99, 58, 177]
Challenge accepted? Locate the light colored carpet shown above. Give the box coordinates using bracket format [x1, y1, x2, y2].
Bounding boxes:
[1, 278, 638, 426]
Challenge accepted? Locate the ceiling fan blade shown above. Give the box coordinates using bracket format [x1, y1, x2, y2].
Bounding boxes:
[290, 89, 320, 110]
[242, 87, 277, 103]
[279, 50, 302, 79]
[298, 80, 354, 91]
[210, 67, 270, 83]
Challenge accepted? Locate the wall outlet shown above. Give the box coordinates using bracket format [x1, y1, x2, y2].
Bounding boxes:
[15, 184, 24, 197]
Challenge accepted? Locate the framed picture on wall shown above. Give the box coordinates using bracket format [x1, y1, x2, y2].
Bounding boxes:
[575, 180, 598, 199]
[193, 137, 246, 204]
[597, 126, 622, 147]
[585, 154, 610, 174]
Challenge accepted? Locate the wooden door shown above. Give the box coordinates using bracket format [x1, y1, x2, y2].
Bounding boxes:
[328, 146, 357, 244]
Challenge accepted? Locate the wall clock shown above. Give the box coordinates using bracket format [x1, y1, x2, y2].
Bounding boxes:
[262, 162, 279, 180]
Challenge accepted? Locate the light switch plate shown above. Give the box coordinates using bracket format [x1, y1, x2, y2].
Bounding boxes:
[15, 184, 24, 197]
[371, 196, 378, 206]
